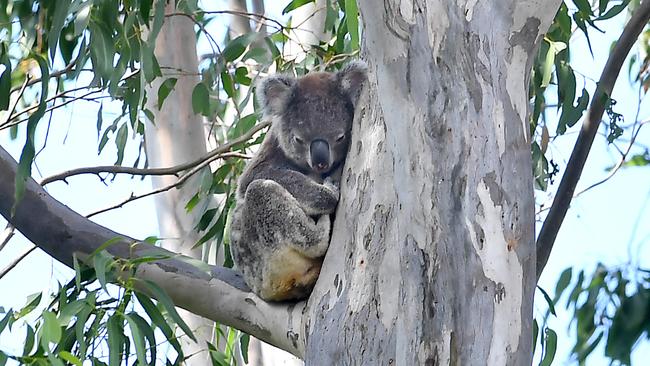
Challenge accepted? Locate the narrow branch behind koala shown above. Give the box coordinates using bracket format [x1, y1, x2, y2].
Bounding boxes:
[535, 0, 650, 281]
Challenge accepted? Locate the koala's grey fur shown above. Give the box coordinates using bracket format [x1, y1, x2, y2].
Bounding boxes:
[230, 62, 367, 301]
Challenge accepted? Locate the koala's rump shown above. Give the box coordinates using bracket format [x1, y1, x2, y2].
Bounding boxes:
[261, 247, 323, 301]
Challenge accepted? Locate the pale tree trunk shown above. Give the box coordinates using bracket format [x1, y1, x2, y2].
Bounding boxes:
[302, 1, 561, 364]
[284, 0, 329, 62]
[144, 3, 214, 364]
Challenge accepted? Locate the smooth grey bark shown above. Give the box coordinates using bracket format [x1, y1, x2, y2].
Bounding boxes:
[143, 3, 215, 363]
[301, 1, 561, 364]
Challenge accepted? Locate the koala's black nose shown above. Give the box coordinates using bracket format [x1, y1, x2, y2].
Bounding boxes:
[310, 139, 330, 172]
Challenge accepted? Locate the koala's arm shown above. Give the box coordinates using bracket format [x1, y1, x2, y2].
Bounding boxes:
[275, 170, 339, 216]
[249, 165, 339, 216]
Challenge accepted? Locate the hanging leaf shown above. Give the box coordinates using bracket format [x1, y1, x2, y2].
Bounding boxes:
[48, 0, 72, 60]
[14, 53, 49, 212]
[282, 0, 316, 14]
[157, 77, 178, 109]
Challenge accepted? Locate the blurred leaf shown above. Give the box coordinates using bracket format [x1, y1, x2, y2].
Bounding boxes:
[282, 0, 316, 14]
[125, 314, 147, 365]
[135, 292, 184, 357]
[537, 286, 556, 316]
[532, 319, 539, 355]
[240, 333, 250, 363]
[344, 0, 359, 50]
[107, 315, 124, 366]
[539, 328, 557, 366]
[14, 53, 49, 213]
[16, 293, 42, 319]
[141, 280, 196, 342]
[157, 77, 178, 109]
[597, 0, 631, 21]
[557, 88, 589, 134]
[192, 82, 210, 116]
[0, 44, 11, 111]
[554, 268, 572, 301]
[141, 43, 162, 83]
[58, 351, 82, 366]
[0, 311, 12, 334]
[49, 0, 72, 60]
[40, 311, 62, 347]
[114, 123, 128, 165]
[222, 70, 236, 99]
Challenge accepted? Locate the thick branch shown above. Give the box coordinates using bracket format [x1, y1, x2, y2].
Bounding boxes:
[0, 145, 305, 357]
[536, 0, 650, 281]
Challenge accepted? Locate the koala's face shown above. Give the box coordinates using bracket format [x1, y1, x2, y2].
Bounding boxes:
[257, 62, 368, 174]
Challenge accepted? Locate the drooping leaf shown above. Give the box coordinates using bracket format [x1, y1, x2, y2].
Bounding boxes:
[14, 53, 49, 212]
[157, 77, 177, 109]
[141, 280, 196, 342]
[0, 44, 11, 111]
[537, 286, 556, 316]
[192, 82, 210, 116]
[40, 311, 62, 347]
[107, 315, 124, 366]
[114, 123, 128, 165]
[344, 0, 359, 50]
[48, 0, 72, 60]
[539, 328, 557, 366]
[282, 0, 316, 14]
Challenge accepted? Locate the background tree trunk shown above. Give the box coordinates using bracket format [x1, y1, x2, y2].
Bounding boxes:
[302, 1, 561, 364]
[143, 4, 214, 364]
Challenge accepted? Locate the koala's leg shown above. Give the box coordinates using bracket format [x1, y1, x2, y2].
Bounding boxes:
[245, 179, 332, 257]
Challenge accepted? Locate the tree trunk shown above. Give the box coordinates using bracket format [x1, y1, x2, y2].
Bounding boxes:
[302, 1, 560, 364]
[143, 4, 214, 364]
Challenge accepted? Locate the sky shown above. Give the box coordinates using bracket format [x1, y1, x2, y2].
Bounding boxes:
[1, 1, 650, 365]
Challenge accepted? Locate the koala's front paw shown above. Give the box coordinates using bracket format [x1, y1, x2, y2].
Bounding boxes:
[323, 176, 340, 199]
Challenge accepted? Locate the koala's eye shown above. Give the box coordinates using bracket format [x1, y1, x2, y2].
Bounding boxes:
[336, 133, 346, 142]
[293, 136, 304, 144]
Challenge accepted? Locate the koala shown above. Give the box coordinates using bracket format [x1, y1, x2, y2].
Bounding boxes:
[229, 62, 367, 301]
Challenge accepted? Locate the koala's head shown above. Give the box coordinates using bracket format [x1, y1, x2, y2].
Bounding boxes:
[257, 61, 367, 174]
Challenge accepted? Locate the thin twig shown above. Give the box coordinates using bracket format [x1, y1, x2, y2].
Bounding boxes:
[85, 122, 269, 217]
[535, 0, 650, 281]
[0, 246, 36, 280]
[1, 76, 31, 128]
[40, 125, 262, 186]
[85, 151, 247, 218]
[9, 61, 75, 94]
[0, 224, 15, 252]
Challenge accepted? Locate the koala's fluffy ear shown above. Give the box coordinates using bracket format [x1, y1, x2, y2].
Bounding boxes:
[257, 75, 295, 115]
[337, 61, 368, 107]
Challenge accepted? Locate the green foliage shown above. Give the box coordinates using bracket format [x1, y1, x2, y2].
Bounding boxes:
[0, 247, 196, 365]
[546, 264, 650, 365]
[529, 0, 635, 191]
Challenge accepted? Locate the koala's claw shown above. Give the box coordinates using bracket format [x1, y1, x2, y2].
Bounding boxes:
[323, 177, 340, 198]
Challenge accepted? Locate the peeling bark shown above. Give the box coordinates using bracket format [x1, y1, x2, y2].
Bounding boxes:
[302, 1, 561, 364]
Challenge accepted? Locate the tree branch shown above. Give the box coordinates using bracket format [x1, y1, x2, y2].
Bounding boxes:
[535, 0, 650, 281]
[0, 245, 36, 280]
[0, 144, 305, 357]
